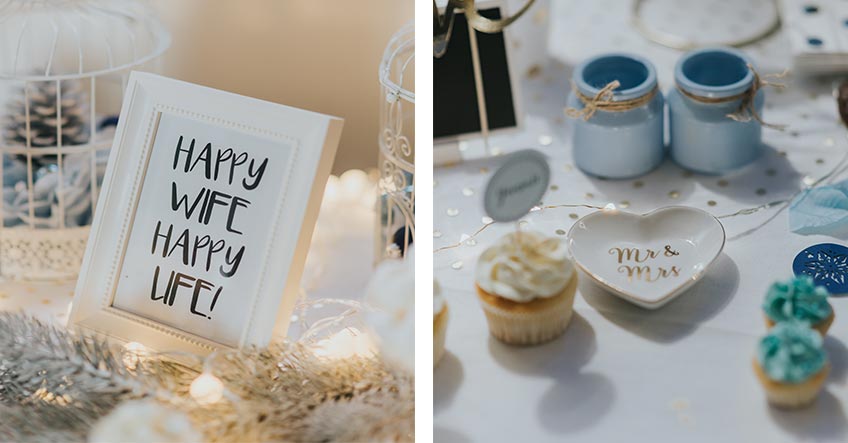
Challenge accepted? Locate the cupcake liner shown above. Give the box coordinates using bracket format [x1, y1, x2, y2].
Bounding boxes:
[764, 310, 835, 336]
[434, 306, 448, 366]
[476, 276, 577, 346]
[753, 359, 829, 409]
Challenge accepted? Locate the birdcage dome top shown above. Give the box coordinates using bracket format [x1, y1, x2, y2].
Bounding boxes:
[379, 22, 414, 104]
[0, 0, 170, 80]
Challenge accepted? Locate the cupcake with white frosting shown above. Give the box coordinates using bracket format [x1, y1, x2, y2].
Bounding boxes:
[475, 231, 578, 345]
[434, 279, 448, 367]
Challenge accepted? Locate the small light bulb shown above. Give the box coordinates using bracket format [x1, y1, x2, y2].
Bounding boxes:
[323, 175, 340, 204]
[340, 169, 370, 197]
[190, 373, 224, 405]
[122, 342, 147, 369]
[124, 342, 146, 353]
[312, 328, 376, 360]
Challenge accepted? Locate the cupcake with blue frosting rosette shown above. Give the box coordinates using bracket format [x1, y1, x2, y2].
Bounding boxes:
[762, 276, 834, 335]
[753, 321, 829, 408]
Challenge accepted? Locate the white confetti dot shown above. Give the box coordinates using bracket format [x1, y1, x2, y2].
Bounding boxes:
[803, 175, 816, 187]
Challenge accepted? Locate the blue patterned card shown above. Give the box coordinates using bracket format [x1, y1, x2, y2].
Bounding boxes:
[793, 243, 848, 295]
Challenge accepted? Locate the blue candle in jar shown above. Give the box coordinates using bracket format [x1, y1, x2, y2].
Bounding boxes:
[668, 47, 764, 174]
[567, 53, 664, 179]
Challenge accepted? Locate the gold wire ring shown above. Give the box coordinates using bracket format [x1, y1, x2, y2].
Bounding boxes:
[631, 0, 782, 50]
[450, 0, 536, 34]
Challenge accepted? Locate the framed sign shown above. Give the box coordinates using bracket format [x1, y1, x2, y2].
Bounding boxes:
[433, 5, 522, 143]
[69, 72, 343, 355]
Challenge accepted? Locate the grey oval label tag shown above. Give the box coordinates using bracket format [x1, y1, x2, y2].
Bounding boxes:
[484, 149, 550, 222]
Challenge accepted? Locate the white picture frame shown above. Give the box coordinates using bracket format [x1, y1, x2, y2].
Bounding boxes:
[69, 72, 343, 356]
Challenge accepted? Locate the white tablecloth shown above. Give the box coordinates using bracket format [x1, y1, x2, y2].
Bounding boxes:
[434, 2, 848, 442]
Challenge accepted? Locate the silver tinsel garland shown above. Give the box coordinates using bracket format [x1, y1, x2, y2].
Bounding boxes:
[0, 312, 414, 442]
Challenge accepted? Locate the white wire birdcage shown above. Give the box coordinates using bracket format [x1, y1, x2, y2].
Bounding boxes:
[0, 0, 170, 280]
[377, 22, 414, 262]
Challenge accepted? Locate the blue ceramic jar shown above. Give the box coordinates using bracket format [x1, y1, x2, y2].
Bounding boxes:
[668, 47, 764, 174]
[568, 53, 664, 179]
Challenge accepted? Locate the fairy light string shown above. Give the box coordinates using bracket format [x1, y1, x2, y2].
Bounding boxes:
[434, 146, 848, 254]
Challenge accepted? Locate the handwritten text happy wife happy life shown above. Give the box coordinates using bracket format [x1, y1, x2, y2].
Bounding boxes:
[147, 135, 269, 320]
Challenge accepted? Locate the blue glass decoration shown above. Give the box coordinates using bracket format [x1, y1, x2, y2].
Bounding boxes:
[789, 179, 848, 236]
[793, 243, 848, 295]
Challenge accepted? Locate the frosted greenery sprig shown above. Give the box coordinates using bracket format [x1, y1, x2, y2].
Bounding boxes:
[0, 311, 413, 442]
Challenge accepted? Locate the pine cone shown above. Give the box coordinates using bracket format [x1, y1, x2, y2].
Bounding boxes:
[2, 80, 90, 167]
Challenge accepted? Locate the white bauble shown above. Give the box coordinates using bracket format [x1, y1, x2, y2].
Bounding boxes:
[88, 400, 202, 443]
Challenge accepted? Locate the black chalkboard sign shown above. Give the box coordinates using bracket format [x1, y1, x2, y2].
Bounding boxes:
[434, 7, 519, 140]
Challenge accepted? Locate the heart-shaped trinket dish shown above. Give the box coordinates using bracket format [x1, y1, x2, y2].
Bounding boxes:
[567, 206, 726, 309]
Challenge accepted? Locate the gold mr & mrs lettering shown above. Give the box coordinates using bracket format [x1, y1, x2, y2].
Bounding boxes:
[609, 245, 680, 283]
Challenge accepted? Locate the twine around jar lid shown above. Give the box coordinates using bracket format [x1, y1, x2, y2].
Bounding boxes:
[565, 80, 659, 121]
[676, 63, 788, 130]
